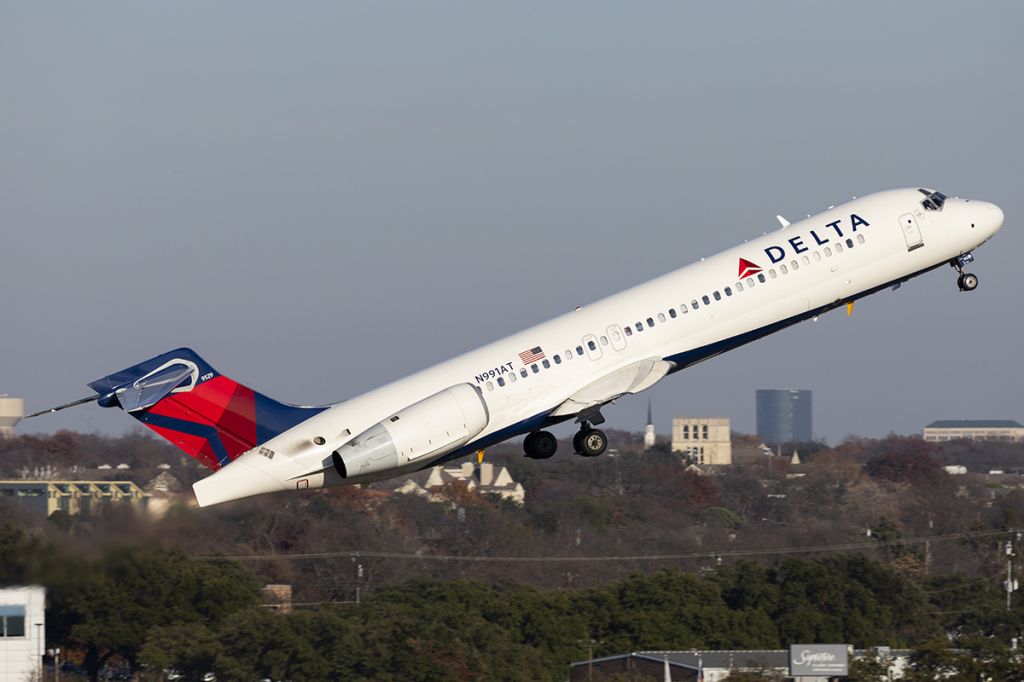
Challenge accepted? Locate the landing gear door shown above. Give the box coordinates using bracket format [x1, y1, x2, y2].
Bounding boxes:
[899, 213, 924, 252]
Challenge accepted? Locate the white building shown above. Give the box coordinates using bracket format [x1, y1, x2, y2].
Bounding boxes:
[671, 417, 732, 465]
[923, 420, 1024, 443]
[395, 461, 525, 506]
[0, 397, 23, 439]
[0, 586, 45, 682]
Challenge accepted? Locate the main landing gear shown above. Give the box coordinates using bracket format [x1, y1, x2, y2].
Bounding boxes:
[952, 253, 979, 292]
[523, 430, 558, 459]
[573, 424, 608, 457]
[522, 423, 609, 459]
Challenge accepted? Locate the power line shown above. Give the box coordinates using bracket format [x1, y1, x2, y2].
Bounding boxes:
[192, 528, 1010, 564]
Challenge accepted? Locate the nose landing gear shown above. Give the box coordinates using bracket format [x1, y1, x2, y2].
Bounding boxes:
[952, 253, 979, 292]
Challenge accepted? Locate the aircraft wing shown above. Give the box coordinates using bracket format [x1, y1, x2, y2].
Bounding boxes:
[548, 357, 674, 418]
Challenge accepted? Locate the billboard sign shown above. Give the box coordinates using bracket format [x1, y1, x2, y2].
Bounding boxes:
[789, 644, 849, 676]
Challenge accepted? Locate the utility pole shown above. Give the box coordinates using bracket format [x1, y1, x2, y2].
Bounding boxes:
[1006, 536, 1019, 611]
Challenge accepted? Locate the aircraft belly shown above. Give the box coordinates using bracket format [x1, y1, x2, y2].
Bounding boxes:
[548, 357, 674, 417]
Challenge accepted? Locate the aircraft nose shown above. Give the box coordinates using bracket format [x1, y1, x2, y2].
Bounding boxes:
[989, 202, 1005, 232]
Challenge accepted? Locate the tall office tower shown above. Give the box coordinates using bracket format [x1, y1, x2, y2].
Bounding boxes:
[756, 389, 812, 444]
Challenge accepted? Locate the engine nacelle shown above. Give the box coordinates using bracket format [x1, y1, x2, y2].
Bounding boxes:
[331, 383, 489, 479]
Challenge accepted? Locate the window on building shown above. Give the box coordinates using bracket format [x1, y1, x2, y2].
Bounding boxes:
[683, 424, 689, 438]
[0, 606, 26, 637]
[703, 424, 709, 439]
[669, 308, 677, 318]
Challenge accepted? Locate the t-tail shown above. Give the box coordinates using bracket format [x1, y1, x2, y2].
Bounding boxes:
[33, 348, 325, 471]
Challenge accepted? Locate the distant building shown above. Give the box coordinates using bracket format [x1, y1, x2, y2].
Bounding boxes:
[0, 480, 149, 518]
[756, 389, 812, 444]
[0, 396, 23, 439]
[671, 418, 732, 465]
[395, 461, 525, 506]
[261, 584, 293, 613]
[643, 400, 656, 450]
[923, 420, 1024, 443]
[570, 648, 911, 681]
[0, 586, 45, 682]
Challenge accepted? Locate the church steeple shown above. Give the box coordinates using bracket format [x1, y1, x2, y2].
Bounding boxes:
[643, 399, 656, 450]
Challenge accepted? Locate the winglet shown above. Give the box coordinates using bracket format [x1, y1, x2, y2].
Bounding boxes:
[776, 215, 790, 228]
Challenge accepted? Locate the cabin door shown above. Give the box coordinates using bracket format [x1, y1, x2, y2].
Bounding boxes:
[899, 213, 924, 251]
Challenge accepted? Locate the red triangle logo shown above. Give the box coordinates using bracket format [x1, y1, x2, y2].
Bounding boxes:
[738, 258, 762, 279]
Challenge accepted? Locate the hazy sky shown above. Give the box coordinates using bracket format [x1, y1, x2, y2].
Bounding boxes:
[2, 2, 1022, 443]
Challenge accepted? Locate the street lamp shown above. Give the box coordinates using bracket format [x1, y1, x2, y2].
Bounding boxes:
[34, 622, 43, 680]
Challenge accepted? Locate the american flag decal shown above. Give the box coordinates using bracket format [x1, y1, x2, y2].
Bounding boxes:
[518, 346, 545, 364]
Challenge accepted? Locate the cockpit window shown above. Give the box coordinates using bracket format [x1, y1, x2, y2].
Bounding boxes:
[918, 188, 947, 211]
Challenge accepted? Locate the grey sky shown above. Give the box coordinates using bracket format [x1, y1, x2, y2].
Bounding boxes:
[2, 2, 1021, 442]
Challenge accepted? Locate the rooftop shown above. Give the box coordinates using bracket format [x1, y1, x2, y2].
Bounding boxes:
[926, 420, 1023, 429]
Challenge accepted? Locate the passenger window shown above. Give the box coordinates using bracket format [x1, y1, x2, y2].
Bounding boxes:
[691, 299, 699, 310]
[643, 318, 652, 328]
[702, 295, 711, 305]
[554, 355, 562, 364]
[724, 287, 732, 296]
[757, 274, 766, 283]
[813, 251, 821, 262]
[790, 260, 798, 270]
[657, 313, 666, 322]
[712, 291, 721, 301]
[846, 238, 854, 248]
[669, 308, 677, 319]
[746, 277, 754, 287]
[769, 269, 777, 279]
[486, 381, 494, 391]
[576, 346, 584, 356]
[520, 368, 528, 378]
[835, 242, 843, 252]
[532, 364, 540, 373]
[735, 282, 743, 292]
[780, 264, 788, 275]
[635, 322, 643, 332]
[497, 377, 505, 387]
[509, 373, 517, 383]
[587, 340, 597, 351]
[856, 234, 865, 244]
[624, 326, 633, 337]
[802, 255, 810, 265]
[681, 304, 688, 313]
[542, 359, 550, 369]
[824, 247, 833, 257]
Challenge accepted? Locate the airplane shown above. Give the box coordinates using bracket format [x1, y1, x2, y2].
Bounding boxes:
[29, 188, 1003, 506]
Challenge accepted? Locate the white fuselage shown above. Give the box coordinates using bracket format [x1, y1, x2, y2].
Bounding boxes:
[193, 188, 1003, 506]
